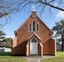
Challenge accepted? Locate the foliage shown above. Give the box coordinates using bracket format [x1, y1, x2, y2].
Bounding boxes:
[52, 20, 64, 35]
[0, 0, 64, 27]
[4, 38, 13, 47]
[41, 51, 64, 62]
[1, 0, 64, 14]
[0, 30, 6, 36]
[0, 30, 6, 41]
[0, 30, 12, 47]
[3, 38, 13, 42]
[52, 20, 64, 45]
[0, 38, 13, 48]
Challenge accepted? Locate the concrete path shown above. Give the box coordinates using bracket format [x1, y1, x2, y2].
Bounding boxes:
[24, 56, 43, 62]
[28, 57, 41, 62]
[23, 56, 55, 62]
[28, 58, 40, 62]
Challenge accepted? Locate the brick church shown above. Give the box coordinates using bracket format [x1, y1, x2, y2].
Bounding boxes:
[12, 10, 56, 56]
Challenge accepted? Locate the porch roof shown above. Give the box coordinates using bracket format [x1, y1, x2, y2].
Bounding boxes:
[27, 32, 41, 40]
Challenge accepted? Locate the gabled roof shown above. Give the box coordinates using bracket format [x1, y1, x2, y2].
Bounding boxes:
[16, 15, 31, 31]
[16, 10, 36, 31]
[27, 32, 41, 40]
[36, 15, 53, 33]
[16, 11, 53, 34]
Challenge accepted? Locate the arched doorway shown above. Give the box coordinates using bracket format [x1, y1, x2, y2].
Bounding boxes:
[30, 38, 38, 55]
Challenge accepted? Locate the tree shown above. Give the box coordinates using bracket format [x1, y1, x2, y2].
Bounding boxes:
[0, 0, 64, 27]
[1, 0, 64, 14]
[16, 0, 64, 11]
[52, 20, 64, 51]
[0, 30, 6, 41]
[52, 20, 64, 36]
[2, 38, 13, 48]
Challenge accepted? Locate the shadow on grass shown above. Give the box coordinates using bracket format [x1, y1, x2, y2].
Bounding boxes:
[0, 52, 11, 56]
[0, 52, 26, 57]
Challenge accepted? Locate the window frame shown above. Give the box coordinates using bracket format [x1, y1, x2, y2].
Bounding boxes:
[28, 20, 39, 32]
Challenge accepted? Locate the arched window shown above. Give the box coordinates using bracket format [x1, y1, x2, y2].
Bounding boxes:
[28, 20, 39, 32]
[32, 38, 37, 42]
[28, 24, 31, 31]
[37, 24, 38, 31]
[33, 21, 35, 31]
[29, 24, 31, 31]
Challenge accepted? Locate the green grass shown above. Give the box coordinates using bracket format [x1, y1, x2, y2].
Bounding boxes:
[41, 51, 64, 62]
[0, 52, 64, 62]
[0, 52, 27, 62]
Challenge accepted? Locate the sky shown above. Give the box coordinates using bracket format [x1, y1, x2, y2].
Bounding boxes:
[1, 3, 64, 38]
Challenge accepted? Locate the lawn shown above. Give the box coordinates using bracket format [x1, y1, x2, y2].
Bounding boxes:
[0, 52, 64, 62]
[41, 51, 64, 62]
[0, 52, 27, 62]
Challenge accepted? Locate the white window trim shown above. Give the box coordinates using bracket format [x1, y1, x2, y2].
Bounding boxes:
[35, 23, 37, 32]
[37, 24, 38, 31]
[35, 23, 39, 32]
[28, 20, 39, 32]
[31, 22, 33, 32]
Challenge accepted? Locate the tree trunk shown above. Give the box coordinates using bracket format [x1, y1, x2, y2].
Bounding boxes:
[62, 35, 64, 51]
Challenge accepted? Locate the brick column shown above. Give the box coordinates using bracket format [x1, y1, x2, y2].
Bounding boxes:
[12, 37, 17, 54]
[54, 39, 56, 56]
[26, 43, 29, 56]
[40, 43, 43, 56]
[41, 45, 43, 56]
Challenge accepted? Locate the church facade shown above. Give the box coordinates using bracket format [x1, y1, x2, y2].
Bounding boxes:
[12, 11, 56, 56]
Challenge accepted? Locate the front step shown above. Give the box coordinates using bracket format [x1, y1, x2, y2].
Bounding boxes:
[26, 55, 43, 58]
[30, 54, 38, 56]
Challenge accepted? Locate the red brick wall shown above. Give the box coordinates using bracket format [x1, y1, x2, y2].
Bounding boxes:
[43, 38, 56, 55]
[12, 11, 55, 55]
[38, 44, 41, 55]
[12, 37, 17, 54]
